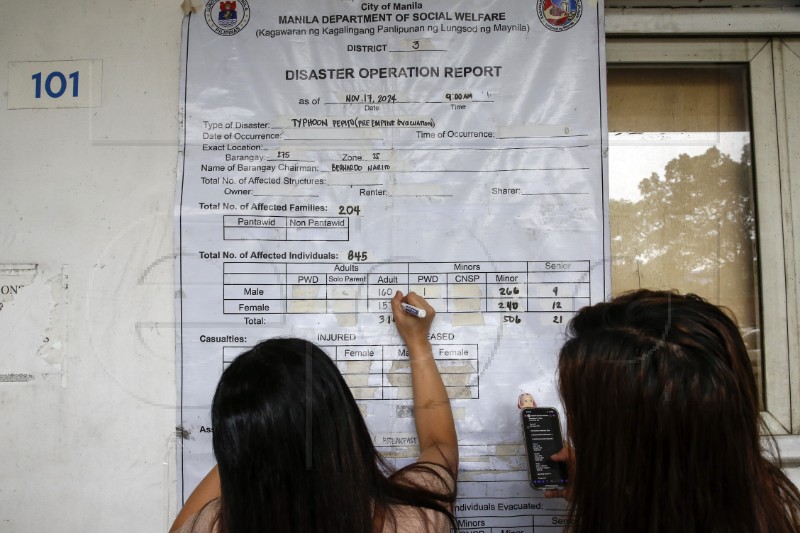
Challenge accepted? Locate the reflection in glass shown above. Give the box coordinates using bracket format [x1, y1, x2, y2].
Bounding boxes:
[607, 66, 762, 405]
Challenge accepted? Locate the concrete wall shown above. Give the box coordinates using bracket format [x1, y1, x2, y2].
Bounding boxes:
[0, 1, 181, 530]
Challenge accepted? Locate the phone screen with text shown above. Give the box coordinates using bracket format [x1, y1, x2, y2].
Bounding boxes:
[521, 407, 568, 488]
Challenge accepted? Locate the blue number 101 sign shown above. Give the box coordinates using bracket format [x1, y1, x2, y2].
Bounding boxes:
[32, 71, 80, 99]
[8, 60, 101, 109]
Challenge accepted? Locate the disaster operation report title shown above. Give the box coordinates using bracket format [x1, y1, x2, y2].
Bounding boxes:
[285, 65, 502, 80]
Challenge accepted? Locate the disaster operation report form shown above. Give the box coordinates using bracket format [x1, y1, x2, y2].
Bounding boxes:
[177, 1, 608, 530]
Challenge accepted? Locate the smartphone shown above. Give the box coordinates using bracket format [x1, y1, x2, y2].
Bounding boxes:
[521, 407, 568, 490]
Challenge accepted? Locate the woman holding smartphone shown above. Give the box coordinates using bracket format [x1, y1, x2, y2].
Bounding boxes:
[547, 289, 800, 532]
[170, 291, 458, 533]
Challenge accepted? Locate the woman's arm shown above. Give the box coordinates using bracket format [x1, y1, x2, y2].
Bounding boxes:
[169, 465, 221, 532]
[392, 291, 458, 475]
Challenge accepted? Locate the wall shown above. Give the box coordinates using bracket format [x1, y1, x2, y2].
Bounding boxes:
[0, 1, 181, 530]
[1, 3, 799, 532]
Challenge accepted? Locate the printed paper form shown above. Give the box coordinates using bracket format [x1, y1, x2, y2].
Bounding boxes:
[177, 1, 607, 529]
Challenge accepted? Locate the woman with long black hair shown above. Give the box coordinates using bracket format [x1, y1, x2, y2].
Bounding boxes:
[170, 291, 458, 532]
[548, 289, 800, 532]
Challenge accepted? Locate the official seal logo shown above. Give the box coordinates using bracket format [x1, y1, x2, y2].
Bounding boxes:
[537, 0, 581, 32]
[205, 0, 251, 36]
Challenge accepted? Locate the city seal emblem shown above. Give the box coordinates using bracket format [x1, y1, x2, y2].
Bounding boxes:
[537, 0, 581, 32]
[205, 0, 251, 36]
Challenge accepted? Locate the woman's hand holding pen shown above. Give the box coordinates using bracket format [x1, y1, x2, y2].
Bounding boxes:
[392, 291, 435, 355]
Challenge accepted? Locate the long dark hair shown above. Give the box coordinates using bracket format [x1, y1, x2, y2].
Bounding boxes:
[210, 338, 456, 533]
[557, 289, 800, 532]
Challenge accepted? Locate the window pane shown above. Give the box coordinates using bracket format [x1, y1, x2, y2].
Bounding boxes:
[607, 65, 762, 406]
